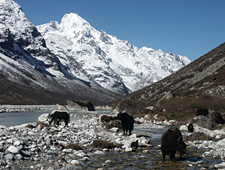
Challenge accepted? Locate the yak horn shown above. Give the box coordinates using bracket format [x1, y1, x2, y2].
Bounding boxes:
[177, 136, 181, 142]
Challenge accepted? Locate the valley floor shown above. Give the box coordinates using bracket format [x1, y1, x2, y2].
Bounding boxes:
[0, 105, 225, 169]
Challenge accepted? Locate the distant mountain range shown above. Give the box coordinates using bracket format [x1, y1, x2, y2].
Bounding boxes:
[0, 0, 190, 105]
[37, 13, 190, 93]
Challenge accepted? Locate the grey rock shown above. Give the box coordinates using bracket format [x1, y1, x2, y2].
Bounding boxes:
[5, 153, 14, 160]
[11, 163, 22, 170]
[7, 145, 19, 154]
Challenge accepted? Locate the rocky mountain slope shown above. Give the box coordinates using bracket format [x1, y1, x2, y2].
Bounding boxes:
[111, 42, 225, 118]
[37, 13, 190, 93]
[0, 0, 119, 105]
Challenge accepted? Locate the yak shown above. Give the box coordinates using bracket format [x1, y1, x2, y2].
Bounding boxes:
[48, 110, 70, 127]
[99, 115, 115, 124]
[197, 109, 209, 116]
[187, 123, 194, 132]
[161, 127, 186, 160]
[212, 112, 224, 125]
[115, 112, 134, 136]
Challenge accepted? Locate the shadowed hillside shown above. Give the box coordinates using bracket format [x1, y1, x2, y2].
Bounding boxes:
[111, 42, 225, 120]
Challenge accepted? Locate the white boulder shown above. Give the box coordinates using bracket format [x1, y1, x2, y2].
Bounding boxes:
[38, 113, 49, 123]
[8, 145, 19, 154]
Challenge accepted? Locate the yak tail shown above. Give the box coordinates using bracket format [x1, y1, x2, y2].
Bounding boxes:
[68, 114, 70, 124]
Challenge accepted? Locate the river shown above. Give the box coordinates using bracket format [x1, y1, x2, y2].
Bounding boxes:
[0, 111, 47, 127]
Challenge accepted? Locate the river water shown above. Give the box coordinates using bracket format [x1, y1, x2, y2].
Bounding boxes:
[0, 109, 223, 169]
[0, 111, 46, 127]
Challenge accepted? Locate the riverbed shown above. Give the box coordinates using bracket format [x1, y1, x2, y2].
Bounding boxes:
[0, 107, 224, 169]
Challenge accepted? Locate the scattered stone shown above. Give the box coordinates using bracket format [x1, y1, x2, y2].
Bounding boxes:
[142, 150, 149, 153]
[13, 141, 21, 146]
[80, 157, 89, 161]
[215, 162, 225, 168]
[105, 160, 112, 163]
[89, 140, 122, 149]
[11, 163, 22, 170]
[7, 145, 19, 154]
[94, 150, 104, 155]
[5, 153, 14, 160]
[71, 160, 80, 165]
[185, 132, 213, 141]
[180, 125, 188, 131]
[47, 167, 54, 170]
[38, 114, 49, 123]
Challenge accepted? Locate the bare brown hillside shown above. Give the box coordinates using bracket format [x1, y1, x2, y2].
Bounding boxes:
[111, 42, 225, 120]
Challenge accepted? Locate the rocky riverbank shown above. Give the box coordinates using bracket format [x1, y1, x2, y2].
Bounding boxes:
[0, 105, 53, 113]
[0, 110, 225, 169]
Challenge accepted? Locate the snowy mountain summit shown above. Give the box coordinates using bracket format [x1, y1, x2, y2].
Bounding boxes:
[0, 0, 119, 105]
[38, 12, 191, 92]
[0, 0, 190, 105]
[0, 0, 67, 77]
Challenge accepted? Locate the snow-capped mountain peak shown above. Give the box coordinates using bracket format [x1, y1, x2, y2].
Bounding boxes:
[60, 13, 91, 32]
[0, 0, 28, 30]
[39, 13, 93, 37]
[0, 0, 119, 105]
[37, 12, 191, 93]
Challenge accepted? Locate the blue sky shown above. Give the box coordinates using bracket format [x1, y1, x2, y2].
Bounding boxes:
[14, 0, 225, 61]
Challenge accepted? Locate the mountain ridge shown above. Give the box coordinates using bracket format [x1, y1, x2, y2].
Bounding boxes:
[0, 0, 120, 105]
[110, 42, 225, 118]
[0, 0, 190, 105]
[37, 12, 191, 93]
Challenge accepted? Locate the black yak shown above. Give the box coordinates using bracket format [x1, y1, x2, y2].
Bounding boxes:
[187, 123, 194, 132]
[197, 109, 209, 116]
[161, 127, 186, 160]
[212, 112, 224, 125]
[48, 110, 70, 127]
[115, 112, 134, 135]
